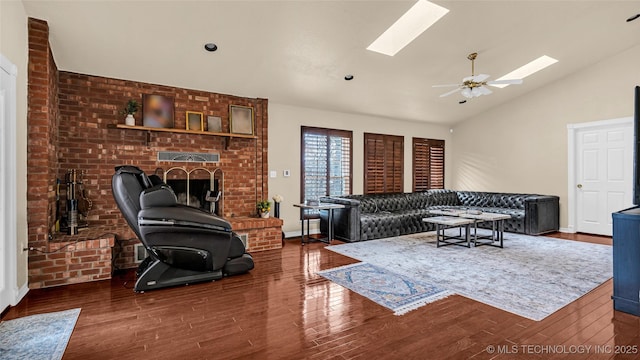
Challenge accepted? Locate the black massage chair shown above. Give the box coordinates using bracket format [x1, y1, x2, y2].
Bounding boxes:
[111, 166, 254, 292]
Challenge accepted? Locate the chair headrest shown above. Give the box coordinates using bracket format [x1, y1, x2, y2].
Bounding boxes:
[114, 166, 153, 188]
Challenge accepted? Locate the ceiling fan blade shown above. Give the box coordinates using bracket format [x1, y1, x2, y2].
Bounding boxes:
[487, 79, 523, 86]
[432, 84, 461, 88]
[472, 74, 490, 82]
[439, 88, 462, 98]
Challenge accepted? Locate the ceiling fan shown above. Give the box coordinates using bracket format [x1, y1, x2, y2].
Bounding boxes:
[433, 52, 523, 99]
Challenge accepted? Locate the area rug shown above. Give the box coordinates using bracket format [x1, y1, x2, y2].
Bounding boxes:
[325, 230, 612, 321]
[0, 308, 81, 360]
[318, 262, 452, 315]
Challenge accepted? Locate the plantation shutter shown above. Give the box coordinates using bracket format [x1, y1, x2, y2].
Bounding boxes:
[413, 138, 445, 191]
[364, 133, 404, 194]
[301, 127, 352, 205]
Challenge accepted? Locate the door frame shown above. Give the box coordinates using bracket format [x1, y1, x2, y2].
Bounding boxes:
[566, 116, 633, 234]
[0, 53, 19, 311]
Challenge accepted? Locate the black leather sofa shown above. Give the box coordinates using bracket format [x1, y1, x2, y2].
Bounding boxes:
[320, 189, 559, 242]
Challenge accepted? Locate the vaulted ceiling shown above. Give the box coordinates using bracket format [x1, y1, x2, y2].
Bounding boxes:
[21, 0, 640, 124]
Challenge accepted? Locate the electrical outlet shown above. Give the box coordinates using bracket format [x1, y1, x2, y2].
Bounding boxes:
[283, 170, 291, 177]
[270, 170, 277, 178]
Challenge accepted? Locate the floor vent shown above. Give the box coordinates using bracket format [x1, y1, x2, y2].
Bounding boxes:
[157, 151, 219, 163]
[238, 234, 248, 248]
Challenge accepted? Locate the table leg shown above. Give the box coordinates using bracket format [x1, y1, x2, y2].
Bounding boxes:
[300, 208, 306, 246]
[466, 224, 471, 247]
[327, 209, 333, 245]
[436, 223, 441, 247]
[498, 219, 504, 248]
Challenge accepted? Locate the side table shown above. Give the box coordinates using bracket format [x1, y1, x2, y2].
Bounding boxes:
[293, 203, 345, 245]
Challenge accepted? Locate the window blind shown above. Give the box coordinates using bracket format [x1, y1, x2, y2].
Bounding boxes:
[413, 137, 445, 191]
[301, 127, 352, 205]
[364, 133, 404, 194]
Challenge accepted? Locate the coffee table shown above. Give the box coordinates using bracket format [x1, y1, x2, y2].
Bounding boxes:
[428, 209, 511, 248]
[422, 216, 475, 248]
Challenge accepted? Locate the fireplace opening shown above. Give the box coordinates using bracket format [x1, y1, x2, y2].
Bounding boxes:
[163, 167, 224, 216]
[166, 178, 220, 215]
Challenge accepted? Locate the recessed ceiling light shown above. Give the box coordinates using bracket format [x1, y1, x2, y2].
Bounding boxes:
[491, 55, 558, 88]
[344, 75, 354, 81]
[366, 0, 449, 57]
[627, 14, 640, 22]
[204, 43, 218, 52]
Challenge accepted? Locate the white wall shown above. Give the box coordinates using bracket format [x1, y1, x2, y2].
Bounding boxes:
[268, 103, 452, 234]
[0, 0, 29, 294]
[451, 44, 640, 230]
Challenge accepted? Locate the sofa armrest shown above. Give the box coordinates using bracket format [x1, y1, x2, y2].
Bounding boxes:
[524, 195, 559, 235]
[320, 197, 362, 242]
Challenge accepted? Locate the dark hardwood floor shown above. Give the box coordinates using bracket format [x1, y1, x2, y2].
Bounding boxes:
[2, 233, 639, 360]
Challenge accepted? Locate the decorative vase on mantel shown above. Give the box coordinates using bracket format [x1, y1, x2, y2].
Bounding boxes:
[260, 211, 270, 219]
[125, 114, 135, 126]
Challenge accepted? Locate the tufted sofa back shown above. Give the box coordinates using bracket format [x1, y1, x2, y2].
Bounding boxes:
[456, 191, 529, 209]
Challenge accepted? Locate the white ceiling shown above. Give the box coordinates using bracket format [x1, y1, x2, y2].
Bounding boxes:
[21, 0, 640, 125]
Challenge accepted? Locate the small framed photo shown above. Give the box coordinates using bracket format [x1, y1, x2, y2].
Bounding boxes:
[142, 94, 174, 128]
[229, 105, 254, 135]
[207, 115, 222, 133]
[186, 111, 204, 131]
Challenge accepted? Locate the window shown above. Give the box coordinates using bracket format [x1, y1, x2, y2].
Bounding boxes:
[301, 127, 352, 204]
[413, 137, 445, 191]
[364, 133, 404, 194]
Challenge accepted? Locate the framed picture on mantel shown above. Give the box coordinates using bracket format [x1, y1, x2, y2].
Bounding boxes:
[229, 105, 254, 135]
[186, 111, 204, 131]
[142, 94, 174, 128]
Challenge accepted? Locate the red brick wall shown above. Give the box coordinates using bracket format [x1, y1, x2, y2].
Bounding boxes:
[56, 72, 268, 223]
[27, 18, 59, 250]
[28, 232, 115, 289]
[27, 17, 278, 287]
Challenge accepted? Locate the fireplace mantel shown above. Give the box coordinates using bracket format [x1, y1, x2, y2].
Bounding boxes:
[108, 124, 257, 149]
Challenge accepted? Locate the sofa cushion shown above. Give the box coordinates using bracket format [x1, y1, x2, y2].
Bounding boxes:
[405, 192, 432, 209]
[375, 193, 409, 212]
[358, 196, 379, 213]
[493, 194, 526, 209]
[427, 189, 460, 207]
[456, 191, 495, 208]
[360, 212, 401, 240]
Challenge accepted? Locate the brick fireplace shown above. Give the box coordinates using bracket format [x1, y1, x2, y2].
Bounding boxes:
[26, 18, 282, 289]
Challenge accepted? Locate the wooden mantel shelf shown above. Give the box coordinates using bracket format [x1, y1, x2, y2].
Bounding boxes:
[108, 123, 257, 149]
[107, 124, 257, 139]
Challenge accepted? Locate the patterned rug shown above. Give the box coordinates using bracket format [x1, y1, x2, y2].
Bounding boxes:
[0, 308, 81, 360]
[325, 230, 612, 321]
[318, 262, 452, 315]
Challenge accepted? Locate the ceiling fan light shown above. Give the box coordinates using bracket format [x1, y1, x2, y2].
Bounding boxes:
[461, 88, 473, 98]
[477, 86, 492, 96]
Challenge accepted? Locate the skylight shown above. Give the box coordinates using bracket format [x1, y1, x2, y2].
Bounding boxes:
[366, 0, 449, 57]
[491, 55, 558, 88]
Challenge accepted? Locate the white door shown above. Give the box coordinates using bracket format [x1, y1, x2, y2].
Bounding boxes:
[0, 54, 17, 312]
[0, 66, 9, 312]
[576, 121, 633, 235]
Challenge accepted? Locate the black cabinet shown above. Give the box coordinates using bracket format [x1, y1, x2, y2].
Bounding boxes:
[612, 206, 640, 316]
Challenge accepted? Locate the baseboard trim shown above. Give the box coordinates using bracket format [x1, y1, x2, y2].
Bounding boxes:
[13, 283, 29, 306]
[284, 229, 320, 238]
[559, 227, 575, 234]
